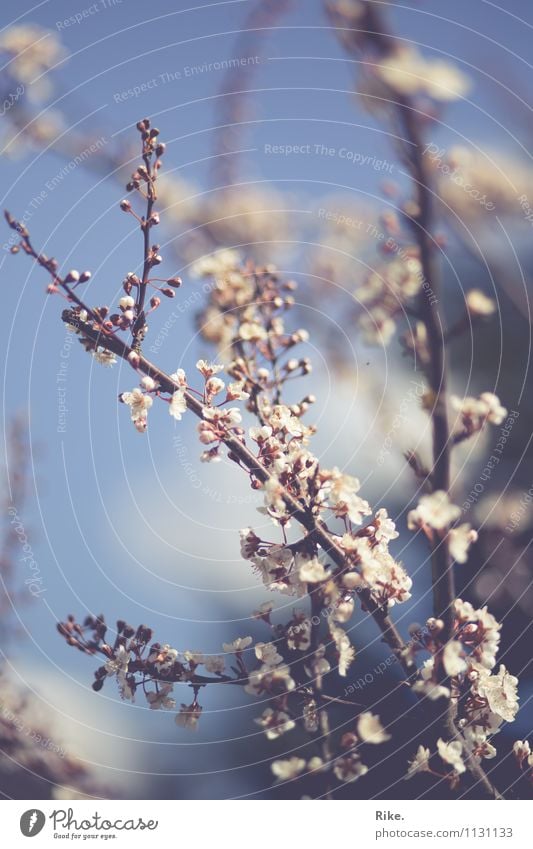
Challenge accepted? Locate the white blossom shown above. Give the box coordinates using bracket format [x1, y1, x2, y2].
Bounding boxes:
[175, 702, 202, 730]
[93, 349, 117, 367]
[448, 524, 478, 563]
[376, 48, 470, 102]
[297, 554, 329, 583]
[169, 389, 187, 420]
[203, 655, 225, 674]
[254, 641, 283, 667]
[121, 387, 153, 432]
[255, 708, 295, 740]
[190, 249, 241, 278]
[222, 636, 252, 653]
[466, 289, 496, 317]
[405, 745, 431, 779]
[245, 664, 295, 696]
[333, 753, 368, 782]
[271, 757, 306, 781]
[407, 490, 461, 531]
[437, 738, 466, 774]
[357, 712, 391, 744]
[471, 664, 519, 723]
[146, 683, 175, 710]
[443, 640, 467, 677]
[451, 392, 507, 429]
[330, 625, 355, 676]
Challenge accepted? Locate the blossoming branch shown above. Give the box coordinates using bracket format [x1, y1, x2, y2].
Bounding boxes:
[4, 112, 526, 799]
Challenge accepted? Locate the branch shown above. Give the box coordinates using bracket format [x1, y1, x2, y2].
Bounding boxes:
[62, 307, 416, 679]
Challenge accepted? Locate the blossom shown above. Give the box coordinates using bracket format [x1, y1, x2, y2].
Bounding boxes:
[376, 47, 470, 102]
[93, 349, 116, 367]
[239, 528, 261, 559]
[303, 699, 319, 733]
[405, 745, 431, 779]
[333, 753, 368, 782]
[0, 25, 67, 86]
[262, 476, 287, 518]
[169, 388, 187, 420]
[251, 600, 274, 621]
[222, 636, 252, 653]
[407, 490, 461, 531]
[146, 683, 175, 710]
[254, 642, 283, 667]
[374, 508, 399, 548]
[104, 645, 129, 678]
[322, 467, 371, 525]
[443, 640, 467, 677]
[245, 664, 295, 696]
[513, 740, 531, 766]
[148, 644, 178, 672]
[239, 320, 268, 341]
[357, 712, 391, 744]
[286, 618, 311, 651]
[140, 375, 157, 391]
[255, 708, 295, 740]
[121, 387, 153, 432]
[169, 367, 187, 386]
[269, 405, 305, 438]
[412, 679, 450, 701]
[332, 597, 354, 624]
[448, 523, 478, 563]
[306, 645, 330, 679]
[175, 702, 202, 730]
[466, 289, 496, 316]
[205, 377, 225, 398]
[249, 425, 272, 443]
[104, 646, 133, 702]
[190, 249, 242, 278]
[196, 359, 224, 378]
[454, 599, 501, 669]
[451, 392, 507, 429]
[182, 650, 204, 666]
[271, 757, 306, 781]
[203, 655, 225, 674]
[437, 738, 466, 774]
[479, 393, 507, 425]
[472, 664, 519, 722]
[227, 381, 250, 401]
[361, 551, 412, 606]
[330, 625, 355, 676]
[297, 554, 329, 583]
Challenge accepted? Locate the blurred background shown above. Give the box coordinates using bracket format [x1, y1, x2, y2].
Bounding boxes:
[0, 0, 531, 799]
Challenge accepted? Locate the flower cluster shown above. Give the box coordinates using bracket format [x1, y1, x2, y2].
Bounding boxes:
[355, 245, 425, 345]
[56, 614, 233, 729]
[451, 392, 508, 440]
[407, 490, 478, 564]
[405, 597, 518, 784]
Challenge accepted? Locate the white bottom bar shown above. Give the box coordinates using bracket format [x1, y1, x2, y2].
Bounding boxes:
[1, 799, 530, 847]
